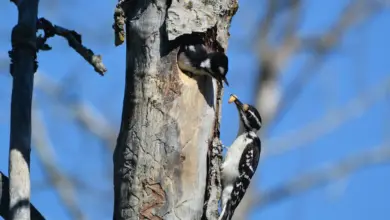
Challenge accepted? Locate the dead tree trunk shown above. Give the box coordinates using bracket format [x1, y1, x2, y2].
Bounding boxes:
[8, 0, 39, 219]
[112, 0, 238, 219]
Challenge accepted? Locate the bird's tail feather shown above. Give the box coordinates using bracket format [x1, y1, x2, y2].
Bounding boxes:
[218, 203, 232, 220]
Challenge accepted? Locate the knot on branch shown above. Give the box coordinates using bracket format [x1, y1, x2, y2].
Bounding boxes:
[11, 23, 37, 51]
[9, 24, 38, 76]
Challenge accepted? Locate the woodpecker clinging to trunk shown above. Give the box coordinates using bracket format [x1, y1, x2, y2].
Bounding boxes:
[177, 43, 229, 86]
[219, 94, 262, 220]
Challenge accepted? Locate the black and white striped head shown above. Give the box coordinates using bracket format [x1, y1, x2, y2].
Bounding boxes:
[228, 94, 262, 132]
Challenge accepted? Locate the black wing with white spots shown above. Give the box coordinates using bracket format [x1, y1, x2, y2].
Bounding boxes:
[219, 136, 261, 220]
[183, 44, 208, 68]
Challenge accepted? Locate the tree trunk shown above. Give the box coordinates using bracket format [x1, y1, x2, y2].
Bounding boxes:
[112, 0, 238, 219]
[8, 0, 39, 219]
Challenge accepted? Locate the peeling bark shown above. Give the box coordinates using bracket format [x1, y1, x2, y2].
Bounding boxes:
[112, 0, 237, 219]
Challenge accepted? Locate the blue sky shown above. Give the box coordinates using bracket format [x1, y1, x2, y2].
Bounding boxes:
[1, 0, 390, 220]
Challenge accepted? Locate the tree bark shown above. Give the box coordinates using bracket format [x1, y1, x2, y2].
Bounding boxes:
[112, 0, 238, 219]
[8, 0, 39, 219]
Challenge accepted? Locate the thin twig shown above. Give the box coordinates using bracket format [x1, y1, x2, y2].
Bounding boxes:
[37, 18, 107, 75]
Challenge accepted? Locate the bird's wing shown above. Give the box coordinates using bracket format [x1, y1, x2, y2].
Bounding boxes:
[184, 44, 208, 65]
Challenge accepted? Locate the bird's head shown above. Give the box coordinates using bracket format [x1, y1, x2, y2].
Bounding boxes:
[228, 94, 262, 132]
[208, 52, 229, 86]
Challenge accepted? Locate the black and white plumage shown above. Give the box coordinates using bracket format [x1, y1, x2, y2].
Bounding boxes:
[219, 94, 262, 220]
[177, 44, 229, 86]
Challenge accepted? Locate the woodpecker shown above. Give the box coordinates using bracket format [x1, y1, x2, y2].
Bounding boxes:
[177, 44, 229, 86]
[219, 94, 262, 220]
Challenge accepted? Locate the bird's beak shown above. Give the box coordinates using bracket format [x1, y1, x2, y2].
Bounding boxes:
[221, 76, 229, 86]
[228, 94, 249, 111]
[228, 94, 242, 106]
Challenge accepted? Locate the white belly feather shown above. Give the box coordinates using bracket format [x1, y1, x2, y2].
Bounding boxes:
[221, 132, 255, 209]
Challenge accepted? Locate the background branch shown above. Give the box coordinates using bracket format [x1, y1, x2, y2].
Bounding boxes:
[263, 75, 390, 158]
[235, 1, 386, 219]
[34, 74, 116, 151]
[31, 104, 85, 220]
[263, 0, 382, 131]
[256, 144, 390, 208]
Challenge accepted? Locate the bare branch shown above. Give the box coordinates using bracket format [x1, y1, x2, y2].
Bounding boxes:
[266, 0, 383, 131]
[276, 0, 301, 46]
[233, 2, 303, 219]
[263, 76, 390, 158]
[72, 103, 117, 147]
[31, 104, 86, 220]
[256, 145, 390, 209]
[255, 0, 302, 125]
[258, 0, 279, 43]
[37, 18, 107, 75]
[232, 2, 303, 219]
[0, 172, 45, 220]
[240, 2, 385, 219]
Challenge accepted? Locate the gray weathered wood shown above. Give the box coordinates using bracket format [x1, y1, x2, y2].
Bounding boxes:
[166, 0, 237, 48]
[112, 0, 238, 219]
[8, 0, 39, 219]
